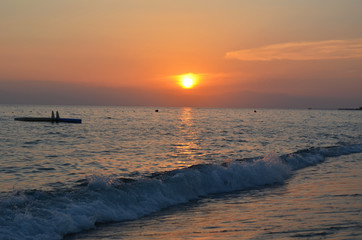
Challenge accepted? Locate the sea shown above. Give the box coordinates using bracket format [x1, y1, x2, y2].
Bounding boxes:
[0, 105, 361, 240]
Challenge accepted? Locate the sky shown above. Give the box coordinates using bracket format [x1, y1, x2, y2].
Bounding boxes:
[1, 0, 362, 108]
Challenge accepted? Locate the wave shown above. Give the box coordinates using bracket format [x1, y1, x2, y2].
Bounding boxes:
[1, 143, 361, 240]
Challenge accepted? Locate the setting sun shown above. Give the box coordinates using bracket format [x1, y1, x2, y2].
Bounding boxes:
[179, 73, 198, 89]
[181, 77, 194, 89]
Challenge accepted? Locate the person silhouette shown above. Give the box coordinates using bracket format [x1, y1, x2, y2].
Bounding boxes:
[56, 111, 60, 122]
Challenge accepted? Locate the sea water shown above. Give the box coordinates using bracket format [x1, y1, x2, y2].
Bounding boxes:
[0, 105, 361, 239]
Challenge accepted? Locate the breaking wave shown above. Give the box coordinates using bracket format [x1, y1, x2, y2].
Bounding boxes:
[1, 144, 361, 240]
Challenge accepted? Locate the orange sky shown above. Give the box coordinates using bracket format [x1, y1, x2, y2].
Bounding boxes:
[1, 0, 362, 108]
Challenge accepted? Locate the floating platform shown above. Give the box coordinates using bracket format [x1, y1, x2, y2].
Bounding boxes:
[14, 117, 82, 124]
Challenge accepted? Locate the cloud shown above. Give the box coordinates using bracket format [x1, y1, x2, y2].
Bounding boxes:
[225, 39, 362, 61]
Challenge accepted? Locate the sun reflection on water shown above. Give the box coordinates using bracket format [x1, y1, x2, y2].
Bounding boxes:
[174, 107, 202, 167]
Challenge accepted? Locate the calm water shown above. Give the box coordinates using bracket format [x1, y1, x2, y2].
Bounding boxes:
[0, 105, 361, 239]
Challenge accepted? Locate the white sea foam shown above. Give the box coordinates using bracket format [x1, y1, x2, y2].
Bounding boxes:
[0, 144, 361, 240]
[283, 144, 362, 170]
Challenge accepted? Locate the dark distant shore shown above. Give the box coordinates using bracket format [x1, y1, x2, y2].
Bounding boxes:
[338, 107, 362, 111]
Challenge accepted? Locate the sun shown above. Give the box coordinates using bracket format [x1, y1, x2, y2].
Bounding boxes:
[181, 76, 194, 89]
[179, 73, 198, 89]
